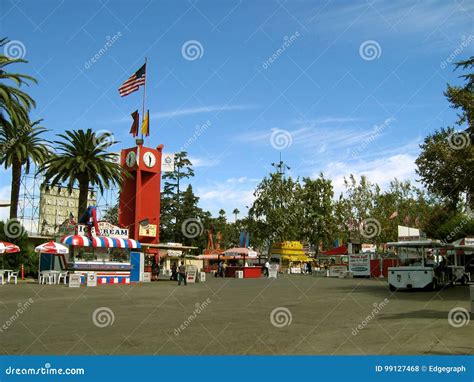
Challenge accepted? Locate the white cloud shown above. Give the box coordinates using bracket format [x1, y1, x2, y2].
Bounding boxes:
[320, 153, 418, 197]
[190, 157, 221, 168]
[150, 104, 255, 120]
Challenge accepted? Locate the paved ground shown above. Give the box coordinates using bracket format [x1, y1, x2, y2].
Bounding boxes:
[0, 275, 472, 355]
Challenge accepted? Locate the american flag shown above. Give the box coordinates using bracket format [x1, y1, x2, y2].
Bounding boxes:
[118, 63, 146, 97]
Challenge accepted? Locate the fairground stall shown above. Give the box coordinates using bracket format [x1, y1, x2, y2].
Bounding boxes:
[222, 247, 262, 278]
[318, 245, 349, 277]
[60, 221, 141, 284]
[270, 241, 312, 274]
[0, 241, 20, 284]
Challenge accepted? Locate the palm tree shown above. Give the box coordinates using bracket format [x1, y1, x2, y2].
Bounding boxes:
[39, 129, 123, 218]
[0, 38, 37, 126]
[232, 208, 240, 222]
[0, 119, 49, 219]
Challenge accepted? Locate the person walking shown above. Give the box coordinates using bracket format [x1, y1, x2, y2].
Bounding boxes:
[264, 260, 270, 277]
[177, 261, 187, 286]
[307, 261, 312, 275]
[171, 262, 178, 281]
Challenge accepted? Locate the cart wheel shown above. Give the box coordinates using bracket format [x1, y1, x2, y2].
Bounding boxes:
[389, 284, 396, 292]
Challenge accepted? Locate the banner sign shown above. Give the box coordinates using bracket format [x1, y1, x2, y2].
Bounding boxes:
[162, 153, 175, 172]
[138, 223, 157, 238]
[77, 221, 129, 239]
[349, 253, 370, 276]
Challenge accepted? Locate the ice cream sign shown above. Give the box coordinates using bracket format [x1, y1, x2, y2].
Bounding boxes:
[77, 221, 129, 239]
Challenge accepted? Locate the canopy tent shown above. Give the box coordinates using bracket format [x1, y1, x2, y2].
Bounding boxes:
[320, 245, 348, 256]
[224, 247, 258, 258]
[60, 235, 141, 249]
[0, 241, 20, 268]
[0, 242, 20, 254]
[281, 255, 311, 262]
[35, 241, 69, 254]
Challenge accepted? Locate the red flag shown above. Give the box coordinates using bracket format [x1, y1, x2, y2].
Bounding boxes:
[129, 110, 139, 137]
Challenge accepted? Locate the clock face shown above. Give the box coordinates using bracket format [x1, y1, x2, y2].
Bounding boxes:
[125, 151, 136, 168]
[143, 151, 156, 168]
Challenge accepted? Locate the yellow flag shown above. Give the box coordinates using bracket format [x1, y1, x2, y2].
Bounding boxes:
[141, 110, 149, 136]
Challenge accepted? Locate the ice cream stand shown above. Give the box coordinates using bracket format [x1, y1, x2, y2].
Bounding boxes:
[223, 247, 261, 278]
[59, 221, 142, 284]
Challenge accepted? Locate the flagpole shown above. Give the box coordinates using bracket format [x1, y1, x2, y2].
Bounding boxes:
[141, 57, 147, 141]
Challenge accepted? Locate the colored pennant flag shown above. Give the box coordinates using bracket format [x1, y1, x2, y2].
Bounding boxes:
[118, 63, 146, 97]
[389, 211, 398, 220]
[141, 110, 149, 136]
[129, 110, 139, 137]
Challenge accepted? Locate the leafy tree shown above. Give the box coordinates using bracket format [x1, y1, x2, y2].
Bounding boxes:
[0, 119, 49, 218]
[0, 38, 37, 126]
[300, 174, 334, 253]
[416, 57, 474, 210]
[102, 202, 119, 225]
[160, 151, 194, 241]
[38, 129, 123, 218]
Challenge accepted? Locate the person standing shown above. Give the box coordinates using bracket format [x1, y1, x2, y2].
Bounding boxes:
[178, 261, 187, 286]
[171, 262, 178, 281]
[264, 260, 270, 277]
[222, 262, 228, 277]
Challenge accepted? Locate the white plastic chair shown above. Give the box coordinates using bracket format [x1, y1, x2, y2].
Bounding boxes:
[57, 271, 68, 285]
[8, 271, 18, 284]
[39, 271, 54, 285]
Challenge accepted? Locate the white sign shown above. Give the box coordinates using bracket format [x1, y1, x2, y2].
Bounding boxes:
[162, 153, 175, 172]
[268, 264, 279, 278]
[186, 265, 197, 283]
[77, 221, 129, 239]
[328, 265, 348, 277]
[142, 272, 151, 282]
[86, 273, 97, 287]
[69, 274, 82, 288]
[349, 253, 371, 277]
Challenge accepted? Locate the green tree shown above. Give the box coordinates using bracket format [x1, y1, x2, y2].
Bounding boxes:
[0, 38, 37, 126]
[38, 129, 123, 218]
[102, 201, 119, 225]
[300, 174, 334, 254]
[232, 208, 240, 222]
[416, 57, 474, 210]
[161, 151, 194, 241]
[0, 119, 49, 218]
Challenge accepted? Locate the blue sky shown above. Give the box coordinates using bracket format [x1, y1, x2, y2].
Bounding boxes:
[1, 0, 474, 222]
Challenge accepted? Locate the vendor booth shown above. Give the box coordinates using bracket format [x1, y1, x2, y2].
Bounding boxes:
[59, 221, 141, 284]
[222, 247, 262, 278]
[270, 241, 312, 274]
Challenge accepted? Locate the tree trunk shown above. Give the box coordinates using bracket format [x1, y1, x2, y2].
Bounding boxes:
[9, 157, 22, 219]
[78, 177, 90, 219]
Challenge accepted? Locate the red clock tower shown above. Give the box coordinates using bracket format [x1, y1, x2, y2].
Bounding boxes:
[118, 143, 163, 244]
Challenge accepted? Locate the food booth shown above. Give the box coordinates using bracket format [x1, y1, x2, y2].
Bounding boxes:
[270, 241, 313, 274]
[141, 242, 200, 277]
[222, 247, 262, 278]
[319, 245, 349, 277]
[59, 221, 141, 284]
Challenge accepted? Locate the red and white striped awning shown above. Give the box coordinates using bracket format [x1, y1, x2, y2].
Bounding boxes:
[60, 235, 141, 249]
[0, 241, 20, 254]
[35, 241, 69, 254]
